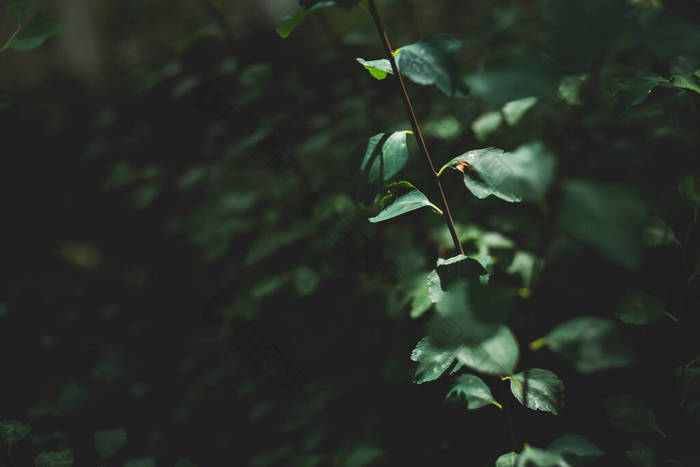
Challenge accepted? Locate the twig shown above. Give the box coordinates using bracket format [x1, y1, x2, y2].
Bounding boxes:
[0, 23, 22, 54]
[366, 0, 464, 255]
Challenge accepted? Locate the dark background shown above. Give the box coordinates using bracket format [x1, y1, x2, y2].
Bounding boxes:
[1, 0, 699, 465]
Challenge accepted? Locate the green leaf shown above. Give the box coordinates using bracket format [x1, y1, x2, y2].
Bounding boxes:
[6, 0, 35, 21]
[446, 374, 502, 409]
[0, 421, 31, 447]
[642, 216, 680, 247]
[436, 254, 488, 289]
[12, 12, 66, 51]
[614, 290, 670, 325]
[547, 434, 603, 465]
[440, 143, 556, 203]
[625, 442, 658, 467]
[426, 270, 444, 304]
[455, 326, 519, 376]
[502, 96, 538, 126]
[369, 182, 441, 223]
[611, 72, 669, 106]
[508, 368, 565, 415]
[471, 111, 503, 141]
[604, 395, 660, 434]
[671, 69, 700, 94]
[534, 317, 635, 373]
[558, 74, 588, 106]
[396, 35, 465, 97]
[93, 428, 127, 459]
[360, 131, 412, 185]
[428, 281, 514, 348]
[275, 1, 334, 39]
[410, 337, 457, 384]
[556, 180, 645, 268]
[495, 452, 518, 467]
[515, 445, 566, 467]
[356, 58, 392, 80]
[34, 450, 74, 467]
[409, 272, 433, 319]
[440, 148, 521, 202]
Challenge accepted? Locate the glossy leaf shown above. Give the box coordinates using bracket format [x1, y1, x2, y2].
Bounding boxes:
[93, 428, 127, 459]
[435, 254, 488, 289]
[547, 434, 603, 465]
[556, 180, 645, 268]
[671, 70, 700, 94]
[440, 143, 556, 203]
[369, 183, 441, 223]
[276, 1, 341, 38]
[455, 326, 519, 376]
[6, 0, 35, 21]
[508, 368, 565, 415]
[446, 374, 502, 409]
[642, 216, 679, 247]
[356, 58, 392, 80]
[410, 337, 457, 384]
[614, 290, 670, 325]
[12, 12, 66, 51]
[604, 395, 659, 433]
[440, 148, 521, 202]
[495, 452, 518, 467]
[534, 317, 635, 373]
[360, 131, 412, 185]
[34, 449, 74, 467]
[0, 421, 31, 447]
[396, 35, 465, 97]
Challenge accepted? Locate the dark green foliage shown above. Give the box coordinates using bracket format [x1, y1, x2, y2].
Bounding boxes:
[2, 0, 699, 465]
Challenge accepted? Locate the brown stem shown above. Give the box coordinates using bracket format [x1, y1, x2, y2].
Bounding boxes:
[366, 0, 464, 255]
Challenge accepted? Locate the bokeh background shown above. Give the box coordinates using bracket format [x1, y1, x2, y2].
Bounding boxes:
[1, 0, 699, 466]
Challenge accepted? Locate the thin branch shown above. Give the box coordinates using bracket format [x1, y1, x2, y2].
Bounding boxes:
[366, 0, 464, 255]
[0, 23, 22, 54]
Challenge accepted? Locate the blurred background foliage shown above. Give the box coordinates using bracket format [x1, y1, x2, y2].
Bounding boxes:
[0, 0, 699, 465]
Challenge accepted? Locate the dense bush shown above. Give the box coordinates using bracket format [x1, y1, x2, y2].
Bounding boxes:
[1, 0, 699, 465]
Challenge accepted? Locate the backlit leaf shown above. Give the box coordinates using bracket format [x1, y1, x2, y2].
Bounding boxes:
[369, 183, 441, 223]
